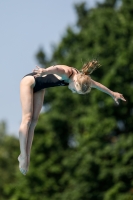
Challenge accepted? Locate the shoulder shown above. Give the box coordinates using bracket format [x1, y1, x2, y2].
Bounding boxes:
[55, 65, 73, 77]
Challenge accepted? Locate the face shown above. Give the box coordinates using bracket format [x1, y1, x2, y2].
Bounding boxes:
[68, 80, 83, 94]
[68, 74, 91, 95]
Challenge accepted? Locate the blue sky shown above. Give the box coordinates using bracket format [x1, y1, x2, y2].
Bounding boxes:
[0, 0, 103, 136]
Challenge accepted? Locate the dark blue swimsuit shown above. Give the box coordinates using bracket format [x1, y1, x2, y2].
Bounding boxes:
[24, 67, 79, 93]
[24, 72, 70, 93]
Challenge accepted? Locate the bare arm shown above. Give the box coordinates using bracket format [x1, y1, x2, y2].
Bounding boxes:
[91, 79, 114, 97]
[91, 79, 126, 104]
[33, 65, 72, 79]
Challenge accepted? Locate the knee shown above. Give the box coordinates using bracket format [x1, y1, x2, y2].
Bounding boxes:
[31, 116, 39, 125]
[22, 114, 32, 126]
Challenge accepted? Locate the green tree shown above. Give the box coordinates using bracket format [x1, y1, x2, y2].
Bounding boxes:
[0, 121, 19, 200]
[2, 0, 133, 199]
[32, 0, 132, 199]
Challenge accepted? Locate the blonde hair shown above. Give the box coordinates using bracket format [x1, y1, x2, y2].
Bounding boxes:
[76, 60, 101, 94]
[81, 60, 101, 75]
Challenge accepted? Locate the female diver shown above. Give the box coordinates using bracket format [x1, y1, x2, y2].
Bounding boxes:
[18, 60, 126, 175]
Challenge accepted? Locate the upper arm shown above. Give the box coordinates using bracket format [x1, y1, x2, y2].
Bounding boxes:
[90, 79, 98, 88]
[91, 79, 105, 90]
[53, 65, 73, 78]
[90, 79, 113, 97]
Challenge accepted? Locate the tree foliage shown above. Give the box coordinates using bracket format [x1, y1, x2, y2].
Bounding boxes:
[0, 0, 133, 199]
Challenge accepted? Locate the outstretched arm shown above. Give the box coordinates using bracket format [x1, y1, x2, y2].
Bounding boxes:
[33, 65, 72, 79]
[91, 79, 126, 104]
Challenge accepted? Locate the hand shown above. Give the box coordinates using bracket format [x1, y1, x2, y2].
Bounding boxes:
[112, 92, 126, 105]
[33, 66, 45, 77]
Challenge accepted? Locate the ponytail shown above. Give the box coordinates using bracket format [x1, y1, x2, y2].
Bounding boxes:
[80, 60, 101, 75]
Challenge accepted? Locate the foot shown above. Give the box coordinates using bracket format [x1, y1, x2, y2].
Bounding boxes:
[18, 155, 28, 175]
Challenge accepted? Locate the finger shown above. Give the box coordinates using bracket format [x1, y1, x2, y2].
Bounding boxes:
[34, 74, 40, 78]
[36, 66, 40, 69]
[119, 95, 126, 101]
[115, 99, 119, 105]
[120, 95, 126, 101]
[33, 67, 39, 72]
[120, 94, 126, 101]
[121, 97, 126, 101]
[34, 69, 39, 72]
[33, 70, 38, 72]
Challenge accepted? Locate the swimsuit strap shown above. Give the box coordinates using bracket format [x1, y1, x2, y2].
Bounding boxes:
[69, 67, 79, 78]
[73, 67, 80, 73]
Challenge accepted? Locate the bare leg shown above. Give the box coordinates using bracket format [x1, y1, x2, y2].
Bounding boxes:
[26, 89, 45, 171]
[18, 76, 35, 175]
